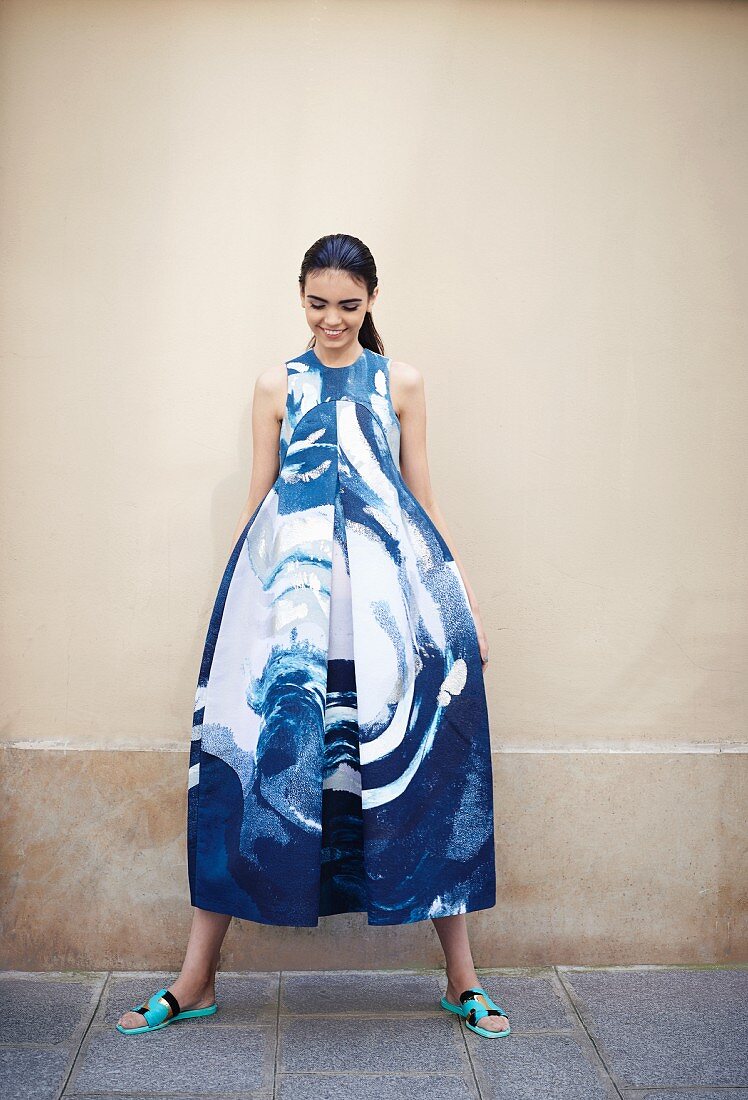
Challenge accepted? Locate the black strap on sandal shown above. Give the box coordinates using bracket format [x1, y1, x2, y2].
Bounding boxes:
[135, 988, 181, 1022]
[467, 1006, 504, 1026]
[160, 989, 181, 1018]
[458, 988, 507, 1028]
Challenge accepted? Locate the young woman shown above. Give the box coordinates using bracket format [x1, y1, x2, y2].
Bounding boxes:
[117, 234, 510, 1040]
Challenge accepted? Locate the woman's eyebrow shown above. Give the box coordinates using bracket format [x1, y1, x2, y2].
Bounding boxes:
[306, 294, 363, 304]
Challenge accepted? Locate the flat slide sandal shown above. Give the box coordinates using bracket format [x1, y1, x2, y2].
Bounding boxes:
[440, 986, 511, 1038]
[115, 987, 218, 1035]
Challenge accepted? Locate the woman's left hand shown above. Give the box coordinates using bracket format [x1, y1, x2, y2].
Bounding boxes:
[470, 604, 489, 670]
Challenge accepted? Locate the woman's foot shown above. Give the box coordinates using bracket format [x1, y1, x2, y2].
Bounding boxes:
[444, 972, 509, 1033]
[116, 972, 216, 1031]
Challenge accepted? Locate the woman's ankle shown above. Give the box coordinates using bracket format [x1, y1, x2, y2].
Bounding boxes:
[173, 967, 216, 991]
[446, 967, 479, 992]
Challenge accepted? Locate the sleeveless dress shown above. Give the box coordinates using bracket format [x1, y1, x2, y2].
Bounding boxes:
[187, 345, 496, 926]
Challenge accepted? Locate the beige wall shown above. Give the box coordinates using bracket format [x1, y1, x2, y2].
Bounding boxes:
[1, 0, 746, 968]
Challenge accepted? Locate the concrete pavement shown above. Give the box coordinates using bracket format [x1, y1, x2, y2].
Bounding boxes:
[1, 965, 746, 1098]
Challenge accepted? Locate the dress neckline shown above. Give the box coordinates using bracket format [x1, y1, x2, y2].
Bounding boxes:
[308, 344, 367, 371]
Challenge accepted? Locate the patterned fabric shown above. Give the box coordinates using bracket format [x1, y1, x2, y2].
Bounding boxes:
[187, 345, 496, 926]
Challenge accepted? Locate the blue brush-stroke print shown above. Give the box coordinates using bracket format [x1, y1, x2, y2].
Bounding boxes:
[187, 347, 496, 926]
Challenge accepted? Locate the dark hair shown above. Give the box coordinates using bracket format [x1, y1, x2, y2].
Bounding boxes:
[299, 233, 384, 354]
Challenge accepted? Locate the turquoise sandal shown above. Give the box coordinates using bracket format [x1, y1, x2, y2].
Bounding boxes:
[115, 987, 218, 1035]
[440, 986, 511, 1038]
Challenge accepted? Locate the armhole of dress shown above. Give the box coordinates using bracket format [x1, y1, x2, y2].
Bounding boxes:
[384, 356, 400, 425]
[279, 360, 291, 463]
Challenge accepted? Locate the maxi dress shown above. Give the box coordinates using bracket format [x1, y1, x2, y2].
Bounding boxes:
[187, 345, 496, 926]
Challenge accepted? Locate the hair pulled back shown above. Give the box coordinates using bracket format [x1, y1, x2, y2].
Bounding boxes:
[299, 233, 384, 355]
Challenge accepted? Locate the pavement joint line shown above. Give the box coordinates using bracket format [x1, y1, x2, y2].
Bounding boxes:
[452, 999, 487, 1100]
[277, 969, 444, 979]
[272, 971, 282, 1100]
[280, 1070, 481, 1077]
[63, 1094, 272, 1100]
[452, 1004, 483, 1100]
[85, 1022, 277, 1031]
[276, 1008, 512, 1016]
[59, 969, 110, 1100]
[71, 1022, 582, 1033]
[557, 962, 748, 972]
[554, 965, 626, 1100]
[0, 1020, 576, 1038]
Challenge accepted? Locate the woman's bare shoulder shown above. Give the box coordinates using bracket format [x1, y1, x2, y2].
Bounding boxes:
[388, 358, 424, 417]
[388, 358, 423, 388]
[254, 362, 288, 420]
[255, 361, 287, 390]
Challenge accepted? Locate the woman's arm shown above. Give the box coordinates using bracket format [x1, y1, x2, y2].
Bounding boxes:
[389, 360, 490, 668]
[227, 364, 287, 551]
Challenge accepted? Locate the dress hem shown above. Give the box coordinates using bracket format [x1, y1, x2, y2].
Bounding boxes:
[190, 892, 497, 929]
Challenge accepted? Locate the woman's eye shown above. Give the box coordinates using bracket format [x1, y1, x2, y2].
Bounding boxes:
[309, 304, 358, 312]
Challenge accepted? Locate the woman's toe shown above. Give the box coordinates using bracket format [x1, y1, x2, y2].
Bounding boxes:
[471, 1010, 508, 1031]
[118, 1010, 145, 1030]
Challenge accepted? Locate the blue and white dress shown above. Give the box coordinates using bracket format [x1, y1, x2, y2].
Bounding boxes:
[187, 345, 496, 926]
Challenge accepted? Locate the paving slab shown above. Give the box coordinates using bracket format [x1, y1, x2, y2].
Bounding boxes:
[277, 1072, 481, 1099]
[468, 1032, 618, 1099]
[68, 1024, 276, 1095]
[0, 1049, 72, 1100]
[281, 968, 444, 1014]
[278, 1014, 469, 1074]
[561, 966, 748, 1089]
[0, 975, 103, 1044]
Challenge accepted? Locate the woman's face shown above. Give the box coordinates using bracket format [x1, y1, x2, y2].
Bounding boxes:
[300, 268, 377, 353]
